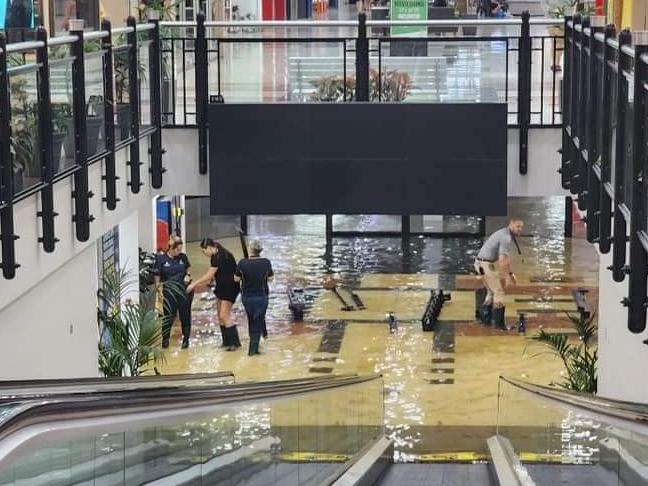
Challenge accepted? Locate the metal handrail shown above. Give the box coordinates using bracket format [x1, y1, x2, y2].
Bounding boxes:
[0, 374, 382, 444]
[6, 40, 44, 53]
[83, 30, 110, 41]
[158, 17, 563, 29]
[621, 43, 636, 58]
[501, 376, 648, 424]
[48, 35, 79, 47]
[0, 371, 235, 398]
[111, 26, 135, 35]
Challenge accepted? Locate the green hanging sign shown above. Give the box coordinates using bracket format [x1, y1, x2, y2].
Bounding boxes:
[390, 0, 428, 37]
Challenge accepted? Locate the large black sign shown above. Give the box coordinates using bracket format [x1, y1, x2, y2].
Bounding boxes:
[208, 103, 507, 215]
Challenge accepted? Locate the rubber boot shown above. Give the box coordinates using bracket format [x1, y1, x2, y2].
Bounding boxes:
[224, 327, 237, 351]
[230, 326, 242, 349]
[248, 333, 261, 356]
[219, 325, 227, 348]
[479, 304, 493, 325]
[492, 306, 507, 330]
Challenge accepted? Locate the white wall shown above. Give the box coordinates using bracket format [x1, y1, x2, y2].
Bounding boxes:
[0, 243, 100, 379]
[508, 128, 564, 197]
[0, 139, 156, 379]
[118, 210, 140, 305]
[597, 244, 648, 404]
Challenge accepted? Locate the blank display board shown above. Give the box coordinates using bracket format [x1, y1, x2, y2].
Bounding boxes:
[208, 103, 507, 215]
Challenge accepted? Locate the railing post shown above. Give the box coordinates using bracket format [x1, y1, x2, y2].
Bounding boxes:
[518, 10, 531, 174]
[568, 14, 582, 195]
[560, 16, 572, 189]
[196, 12, 208, 175]
[101, 19, 118, 210]
[626, 32, 648, 333]
[0, 33, 19, 279]
[35, 27, 58, 253]
[585, 16, 605, 244]
[564, 195, 573, 238]
[149, 12, 165, 189]
[126, 16, 142, 194]
[70, 19, 93, 242]
[611, 29, 631, 282]
[598, 23, 616, 254]
[356, 12, 369, 102]
[576, 15, 590, 211]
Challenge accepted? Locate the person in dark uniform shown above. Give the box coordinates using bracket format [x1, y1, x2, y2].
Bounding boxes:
[235, 240, 273, 356]
[188, 238, 241, 351]
[153, 236, 193, 349]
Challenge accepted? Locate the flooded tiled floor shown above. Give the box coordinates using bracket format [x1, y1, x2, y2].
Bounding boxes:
[160, 197, 599, 458]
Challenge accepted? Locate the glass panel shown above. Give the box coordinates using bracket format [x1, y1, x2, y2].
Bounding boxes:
[9, 61, 41, 194]
[0, 379, 384, 485]
[113, 44, 133, 143]
[85, 45, 106, 158]
[495, 380, 640, 485]
[373, 39, 507, 104]
[49, 46, 75, 173]
[139, 39, 153, 129]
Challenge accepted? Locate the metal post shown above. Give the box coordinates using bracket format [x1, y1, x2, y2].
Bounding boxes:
[626, 32, 648, 333]
[149, 12, 165, 189]
[564, 196, 573, 238]
[36, 27, 58, 252]
[569, 14, 582, 195]
[196, 12, 208, 175]
[325, 214, 333, 269]
[598, 23, 616, 254]
[356, 13, 369, 102]
[240, 214, 248, 234]
[70, 19, 93, 242]
[560, 16, 572, 189]
[585, 16, 605, 243]
[0, 33, 19, 278]
[126, 16, 142, 194]
[576, 16, 590, 211]
[611, 30, 632, 282]
[101, 19, 118, 210]
[518, 11, 531, 174]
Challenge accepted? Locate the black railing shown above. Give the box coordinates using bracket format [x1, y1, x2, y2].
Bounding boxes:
[0, 14, 565, 281]
[160, 15, 563, 130]
[0, 18, 164, 279]
[562, 17, 648, 335]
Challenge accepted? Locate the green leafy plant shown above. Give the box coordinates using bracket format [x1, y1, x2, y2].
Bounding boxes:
[51, 102, 72, 135]
[310, 69, 412, 102]
[546, 0, 595, 18]
[8, 54, 38, 177]
[97, 267, 178, 376]
[113, 36, 149, 105]
[529, 312, 598, 393]
[138, 0, 181, 21]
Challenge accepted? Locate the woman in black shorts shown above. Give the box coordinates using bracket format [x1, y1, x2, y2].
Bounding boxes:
[188, 238, 241, 351]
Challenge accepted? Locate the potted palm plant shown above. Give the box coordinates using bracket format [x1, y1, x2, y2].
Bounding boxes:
[97, 266, 175, 377]
[310, 69, 412, 102]
[528, 311, 598, 393]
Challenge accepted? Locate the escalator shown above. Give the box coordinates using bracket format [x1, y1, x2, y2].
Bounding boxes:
[0, 373, 646, 485]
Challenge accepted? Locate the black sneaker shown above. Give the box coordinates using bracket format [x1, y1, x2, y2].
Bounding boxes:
[181, 338, 189, 349]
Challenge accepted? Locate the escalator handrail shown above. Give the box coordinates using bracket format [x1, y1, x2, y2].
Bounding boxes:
[501, 376, 648, 425]
[0, 372, 236, 398]
[0, 372, 235, 389]
[0, 374, 383, 443]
